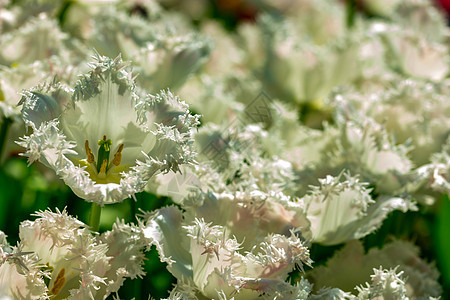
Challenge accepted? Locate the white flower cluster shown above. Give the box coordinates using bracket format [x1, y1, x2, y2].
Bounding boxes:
[0, 0, 447, 298]
[0, 208, 147, 299]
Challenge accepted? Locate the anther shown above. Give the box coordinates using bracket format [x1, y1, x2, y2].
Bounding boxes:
[85, 140, 95, 164]
[51, 268, 66, 295]
[112, 144, 124, 166]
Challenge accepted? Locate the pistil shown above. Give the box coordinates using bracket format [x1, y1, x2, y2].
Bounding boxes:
[97, 135, 112, 174]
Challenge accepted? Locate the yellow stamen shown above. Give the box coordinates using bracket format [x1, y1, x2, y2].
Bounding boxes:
[113, 144, 124, 166]
[99, 159, 108, 174]
[51, 268, 66, 295]
[85, 140, 95, 164]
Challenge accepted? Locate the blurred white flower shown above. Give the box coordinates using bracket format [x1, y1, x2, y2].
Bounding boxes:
[387, 32, 448, 81]
[147, 122, 301, 203]
[0, 53, 89, 162]
[0, 231, 47, 299]
[300, 172, 415, 245]
[255, 0, 347, 44]
[307, 240, 441, 298]
[363, 0, 402, 16]
[237, 22, 266, 71]
[333, 79, 450, 166]
[248, 0, 361, 105]
[0, 58, 79, 119]
[19, 208, 110, 298]
[416, 136, 450, 194]
[151, 123, 416, 246]
[0, 63, 52, 162]
[178, 75, 245, 125]
[63, 0, 163, 40]
[84, 4, 210, 94]
[0, 209, 149, 299]
[183, 189, 311, 249]
[0, 2, 18, 34]
[7, 0, 68, 21]
[353, 0, 449, 88]
[394, 0, 448, 43]
[0, 14, 87, 67]
[369, 22, 449, 82]
[283, 120, 413, 196]
[355, 267, 408, 299]
[141, 205, 311, 299]
[132, 32, 211, 93]
[199, 21, 245, 77]
[96, 219, 148, 296]
[85, 5, 156, 59]
[18, 54, 198, 204]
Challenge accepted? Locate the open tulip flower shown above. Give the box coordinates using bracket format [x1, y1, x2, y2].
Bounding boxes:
[0, 208, 148, 299]
[18, 53, 199, 205]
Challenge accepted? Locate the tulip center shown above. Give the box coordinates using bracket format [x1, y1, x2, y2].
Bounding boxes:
[83, 135, 125, 184]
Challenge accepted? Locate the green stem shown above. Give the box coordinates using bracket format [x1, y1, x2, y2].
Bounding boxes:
[89, 202, 102, 232]
[130, 197, 137, 219]
[134, 277, 142, 300]
[0, 117, 12, 163]
[347, 0, 357, 29]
